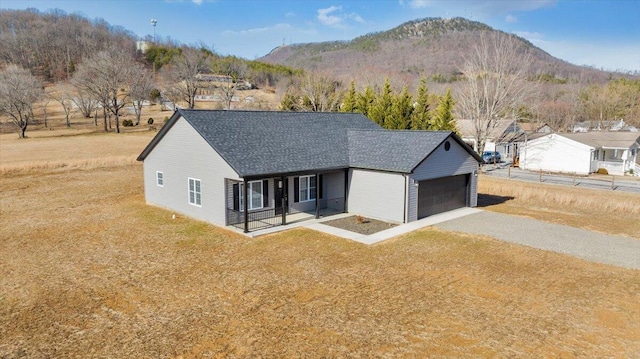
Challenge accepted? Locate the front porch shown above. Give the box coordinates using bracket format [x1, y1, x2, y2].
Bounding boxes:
[225, 169, 348, 232]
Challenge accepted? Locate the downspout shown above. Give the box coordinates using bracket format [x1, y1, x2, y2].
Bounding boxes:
[315, 173, 320, 219]
[343, 168, 349, 213]
[403, 174, 409, 224]
[281, 176, 286, 226]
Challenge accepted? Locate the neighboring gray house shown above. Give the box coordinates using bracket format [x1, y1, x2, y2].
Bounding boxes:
[137, 109, 482, 233]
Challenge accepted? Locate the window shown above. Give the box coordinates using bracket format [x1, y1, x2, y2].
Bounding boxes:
[239, 180, 263, 211]
[156, 171, 164, 187]
[188, 178, 201, 206]
[299, 175, 316, 202]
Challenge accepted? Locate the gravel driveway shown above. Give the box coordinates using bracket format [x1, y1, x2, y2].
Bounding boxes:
[435, 211, 640, 270]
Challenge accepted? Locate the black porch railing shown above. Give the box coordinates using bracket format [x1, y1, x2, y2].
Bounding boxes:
[227, 196, 345, 232]
[227, 207, 283, 232]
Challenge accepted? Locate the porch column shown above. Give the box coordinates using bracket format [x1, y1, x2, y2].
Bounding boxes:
[243, 178, 249, 233]
[315, 173, 320, 219]
[343, 168, 349, 213]
[281, 176, 286, 226]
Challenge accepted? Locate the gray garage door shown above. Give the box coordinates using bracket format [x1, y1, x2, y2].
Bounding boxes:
[418, 174, 469, 219]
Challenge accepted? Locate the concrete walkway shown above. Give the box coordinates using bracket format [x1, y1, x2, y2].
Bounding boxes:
[305, 207, 482, 245]
[435, 211, 640, 270]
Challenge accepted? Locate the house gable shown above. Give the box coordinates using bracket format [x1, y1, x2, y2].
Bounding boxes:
[348, 130, 481, 173]
[142, 115, 240, 226]
[521, 134, 594, 175]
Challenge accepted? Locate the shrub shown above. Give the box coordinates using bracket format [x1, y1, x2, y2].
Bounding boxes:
[164, 116, 169, 123]
[355, 215, 367, 224]
[596, 168, 608, 175]
[147, 117, 154, 125]
[122, 119, 134, 127]
[150, 88, 161, 101]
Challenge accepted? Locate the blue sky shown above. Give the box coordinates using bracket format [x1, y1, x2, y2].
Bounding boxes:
[2, 0, 639, 72]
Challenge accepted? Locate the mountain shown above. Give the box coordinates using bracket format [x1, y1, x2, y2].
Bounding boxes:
[260, 17, 616, 88]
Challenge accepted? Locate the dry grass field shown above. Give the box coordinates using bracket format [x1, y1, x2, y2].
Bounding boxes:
[478, 177, 640, 239]
[1, 130, 640, 358]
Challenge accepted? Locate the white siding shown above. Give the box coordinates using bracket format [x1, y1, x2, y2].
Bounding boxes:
[407, 139, 479, 222]
[348, 169, 406, 223]
[143, 117, 240, 226]
[520, 134, 593, 175]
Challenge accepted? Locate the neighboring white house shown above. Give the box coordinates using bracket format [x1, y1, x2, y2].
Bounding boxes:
[519, 132, 640, 176]
[137, 109, 482, 233]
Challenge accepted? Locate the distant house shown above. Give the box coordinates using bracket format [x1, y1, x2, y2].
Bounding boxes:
[520, 122, 554, 134]
[519, 132, 640, 176]
[571, 119, 637, 133]
[455, 119, 523, 160]
[137, 110, 482, 233]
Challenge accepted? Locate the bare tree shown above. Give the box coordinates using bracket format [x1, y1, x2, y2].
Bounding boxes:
[0, 64, 43, 138]
[72, 50, 135, 133]
[49, 83, 76, 127]
[290, 72, 343, 112]
[161, 47, 209, 109]
[71, 89, 98, 120]
[128, 64, 155, 125]
[455, 32, 538, 153]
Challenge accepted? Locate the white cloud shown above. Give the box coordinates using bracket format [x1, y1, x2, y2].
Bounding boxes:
[408, 0, 433, 9]
[192, 0, 202, 4]
[285, 11, 295, 17]
[317, 5, 344, 27]
[505, 14, 517, 23]
[316, 5, 365, 28]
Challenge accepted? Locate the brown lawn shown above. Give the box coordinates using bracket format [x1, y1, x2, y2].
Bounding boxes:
[1, 131, 639, 358]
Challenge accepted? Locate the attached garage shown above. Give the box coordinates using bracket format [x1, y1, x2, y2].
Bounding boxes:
[348, 130, 482, 223]
[417, 174, 469, 219]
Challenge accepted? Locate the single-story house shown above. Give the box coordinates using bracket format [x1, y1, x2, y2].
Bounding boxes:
[520, 122, 554, 134]
[519, 132, 640, 176]
[455, 118, 523, 160]
[137, 109, 482, 232]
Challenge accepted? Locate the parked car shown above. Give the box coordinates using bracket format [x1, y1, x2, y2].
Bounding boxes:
[482, 151, 501, 163]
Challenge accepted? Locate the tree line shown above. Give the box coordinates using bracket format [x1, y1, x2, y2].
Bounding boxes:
[280, 76, 457, 132]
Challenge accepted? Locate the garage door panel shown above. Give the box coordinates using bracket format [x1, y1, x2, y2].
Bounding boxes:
[418, 174, 468, 218]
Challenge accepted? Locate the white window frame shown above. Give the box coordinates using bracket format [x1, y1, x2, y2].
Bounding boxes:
[188, 178, 202, 207]
[299, 175, 316, 202]
[239, 180, 263, 211]
[156, 171, 164, 187]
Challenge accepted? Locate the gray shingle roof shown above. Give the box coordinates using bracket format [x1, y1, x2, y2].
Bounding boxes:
[138, 109, 481, 177]
[176, 109, 381, 177]
[348, 130, 452, 173]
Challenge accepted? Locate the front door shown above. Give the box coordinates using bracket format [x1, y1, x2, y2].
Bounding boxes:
[274, 178, 287, 215]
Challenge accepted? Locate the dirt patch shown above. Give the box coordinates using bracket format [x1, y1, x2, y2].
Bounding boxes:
[322, 215, 397, 235]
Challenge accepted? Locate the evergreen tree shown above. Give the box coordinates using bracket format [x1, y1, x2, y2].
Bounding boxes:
[388, 86, 413, 129]
[432, 88, 457, 131]
[279, 90, 299, 111]
[355, 85, 375, 117]
[340, 80, 357, 112]
[369, 78, 394, 127]
[411, 77, 432, 130]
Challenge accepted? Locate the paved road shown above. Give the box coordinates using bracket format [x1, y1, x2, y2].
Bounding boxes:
[481, 164, 640, 193]
[435, 211, 640, 270]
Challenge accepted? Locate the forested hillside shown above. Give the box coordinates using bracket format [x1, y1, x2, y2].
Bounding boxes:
[261, 17, 629, 88]
[0, 9, 137, 81]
